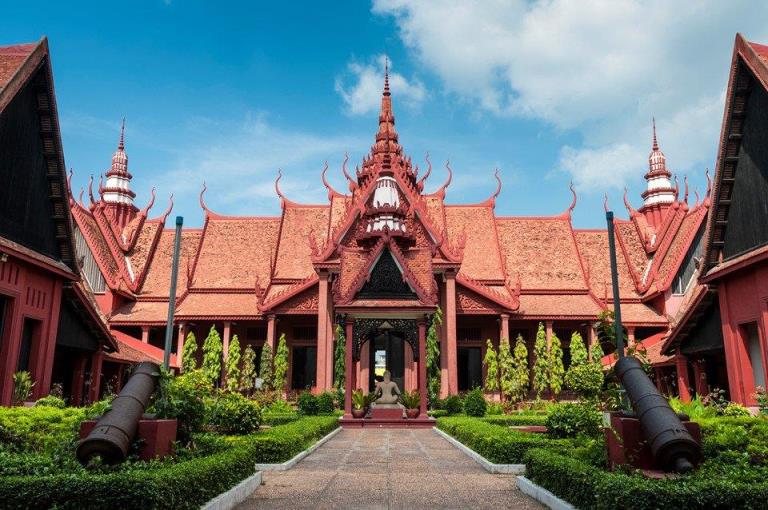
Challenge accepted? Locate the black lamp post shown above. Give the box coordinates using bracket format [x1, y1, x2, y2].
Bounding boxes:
[163, 216, 183, 370]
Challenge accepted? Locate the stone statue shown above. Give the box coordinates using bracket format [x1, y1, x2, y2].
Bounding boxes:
[373, 370, 401, 405]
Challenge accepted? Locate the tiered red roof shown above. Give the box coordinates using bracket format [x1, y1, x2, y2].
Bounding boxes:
[68, 67, 712, 331]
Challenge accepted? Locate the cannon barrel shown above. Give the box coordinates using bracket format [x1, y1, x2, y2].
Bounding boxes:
[615, 356, 701, 472]
[76, 361, 160, 465]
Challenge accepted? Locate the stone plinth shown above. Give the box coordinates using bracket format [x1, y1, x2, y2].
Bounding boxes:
[80, 419, 177, 461]
[605, 413, 701, 471]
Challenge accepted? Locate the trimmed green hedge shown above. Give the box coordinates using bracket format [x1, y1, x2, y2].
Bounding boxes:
[525, 447, 768, 510]
[482, 414, 547, 427]
[437, 416, 570, 464]
[0, 415, 339, 510]
[262, 413, 299, 426]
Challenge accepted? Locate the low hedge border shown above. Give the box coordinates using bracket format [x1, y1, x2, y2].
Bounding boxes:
[0, 415, 338, 510]
[482, 414, 547, 427]
[524, 447, 768, 510]
[436, 416, 570, 464]
[262, 413, 299, 426]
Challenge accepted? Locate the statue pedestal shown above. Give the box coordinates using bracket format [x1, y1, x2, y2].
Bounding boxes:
[371, 407, 404, 420]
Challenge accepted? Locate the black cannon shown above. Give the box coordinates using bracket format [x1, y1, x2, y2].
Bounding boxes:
[76, 361, 161, 465]
[615, 356, 701, 472]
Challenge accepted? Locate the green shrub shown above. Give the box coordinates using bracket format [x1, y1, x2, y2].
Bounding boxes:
[262, 413, 299, 426]
[444, 395, 463, 415]
[152, 370, 209, 443]
[205, 392, 261, 434]
[486, 402, 504, 415]
[429, 409, 448, 418]
[722, 402, 750, 417]
[12, 371, 34, 404]
[463, 388, 487, 417]
[546, 402, 602, 438]
[483, 413, 548, 427]
[264, 399, 293, 414]
[0, 416, 339, 510]
[34, 395, 67, 408]
[316, 391, 336, 414]
[525, 447, 768, 510]
[437, 416, 571, 464]
[0, 406, 85, 454]
[201, 326, 223, 387]
[297, 392, 319, 415]
[565, 363, 604, 399]
[401, 390, 421, 410]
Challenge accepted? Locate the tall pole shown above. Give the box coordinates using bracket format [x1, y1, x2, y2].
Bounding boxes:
[164, 216, 183, 370]
[605, 211, 625, 359]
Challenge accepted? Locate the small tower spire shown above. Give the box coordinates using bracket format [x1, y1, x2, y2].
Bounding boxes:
[384, 56, 390, 96]
[652, 116, 658, 151]
[118, 117, 125, 151]
[640, 118, 676, 217]
[102, 118, 136, 208]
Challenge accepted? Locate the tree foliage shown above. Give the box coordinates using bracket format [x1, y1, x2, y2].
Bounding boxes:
[511, 334, 530, 402]
[202, 326, 223, 387]
[483, 339, 499, 393]
[333, 325, 346, 389]
[224, 335, 241, 393]
[533, 322, 549, 398]
[259, 343, 274, 390]
[273, 334, 289, 391]
[565, 332, 604, 399]
[498, 336, 514, 401]
[548, 331, 565, 399]
[427, 306, 443, 406]
[181, 331, 198, 373]
[239, 344, 257, 394]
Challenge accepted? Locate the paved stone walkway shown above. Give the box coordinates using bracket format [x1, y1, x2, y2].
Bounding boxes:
[237, 428, 543, 510]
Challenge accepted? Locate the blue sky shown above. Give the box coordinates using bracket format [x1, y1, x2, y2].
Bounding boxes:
[2, 1, 767, 228]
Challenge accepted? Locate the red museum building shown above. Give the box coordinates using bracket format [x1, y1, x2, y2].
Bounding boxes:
[3, 34, 767, 410]
[65, 60, 712, 405]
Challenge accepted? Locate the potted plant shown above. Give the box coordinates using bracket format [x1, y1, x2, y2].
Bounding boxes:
[351, 389, 368, 419]
[401, 390, 421, 419]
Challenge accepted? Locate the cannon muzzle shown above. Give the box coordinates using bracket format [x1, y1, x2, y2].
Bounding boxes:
[77, 362, 161, 465]
[615, 356, 701, 472]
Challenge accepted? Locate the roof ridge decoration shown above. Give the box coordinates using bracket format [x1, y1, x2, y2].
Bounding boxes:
[321, 161, 345, 199]
[416, 152, 432, 193]
[562, 181, 577, 218]
[455, 272, 519, 310]
[260, 273, 319, 311]
[198, 181, 225, 219]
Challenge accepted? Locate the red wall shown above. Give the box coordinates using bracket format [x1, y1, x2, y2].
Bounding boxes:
[717, 259, 768, 405]
[0, 255, 63, 405]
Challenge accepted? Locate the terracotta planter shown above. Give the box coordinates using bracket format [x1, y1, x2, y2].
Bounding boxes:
[351, 408, 366, 419]
[406, 408, 419, 419]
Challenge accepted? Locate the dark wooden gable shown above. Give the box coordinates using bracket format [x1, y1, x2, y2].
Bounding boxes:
[357, 249, 418, 299]
[722, 77, 768, 259]
[0, 41, 77, 272]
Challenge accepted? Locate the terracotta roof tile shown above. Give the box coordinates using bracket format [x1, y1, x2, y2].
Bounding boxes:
[424, 196, 445, 234]
[329, 196, 352, 236]
[194, 218, 279, 289]
[496, 218, 586, 290]
[274, 206, 330, 279]
[654, 208, 705, 289]
[72, 206, 120, 283]
[176, 292, 260, 318]
[338, 249, 369, 298]
[614, 222, 650, 280]
[574, 230, 639, 299]
[110, 301, 169, 324]
[0, 43, 35, 89]
[126, 221, 163, 285]
[608, 302, 667, 325]
[140, 230, 201, 297]
[402, 248, 435, 296]
[445, 206, 504, 280]
[518, 294, 602, 318]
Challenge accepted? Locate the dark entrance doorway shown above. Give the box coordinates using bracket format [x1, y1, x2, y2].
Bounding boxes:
[291, 346, 317, 390]
[458, 347, 482, 391]
[369, 331, 405, 392]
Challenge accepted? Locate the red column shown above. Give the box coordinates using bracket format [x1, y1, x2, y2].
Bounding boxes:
[418, 318, 428, 418]
[344, 318, 354, 418]
[141, 326, 150, 344]
[693, 359, 708, 397]
[36, 279, 63, 398]
[587, 326, 597, 362]
[266, 315, 277, 350]
[316, 272, 329, 390]
[88, 349, 104, 403]
[116, 364, 125, 393]
[444, 272, 458, 395]
[545, 321, 554, 349]
[675, 349, 692, 403]
[176, 322, 186, 371]
[70, 355, 88, 406]
[627, 327, 636, 347]
[500, 313, 510, 342]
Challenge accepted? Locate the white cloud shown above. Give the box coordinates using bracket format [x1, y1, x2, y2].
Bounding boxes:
[335, 54, 427, 115]
[156, 113, 365, 215]
[373, 0, 768, 191]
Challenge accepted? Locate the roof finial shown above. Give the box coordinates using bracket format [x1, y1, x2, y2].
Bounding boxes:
[384, 55, 390, 95]
[652, 117, 658, 151]
[118, 117, 125, 151]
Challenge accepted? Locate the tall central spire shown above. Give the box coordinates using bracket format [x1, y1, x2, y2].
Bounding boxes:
[373, 57, 400, 159]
